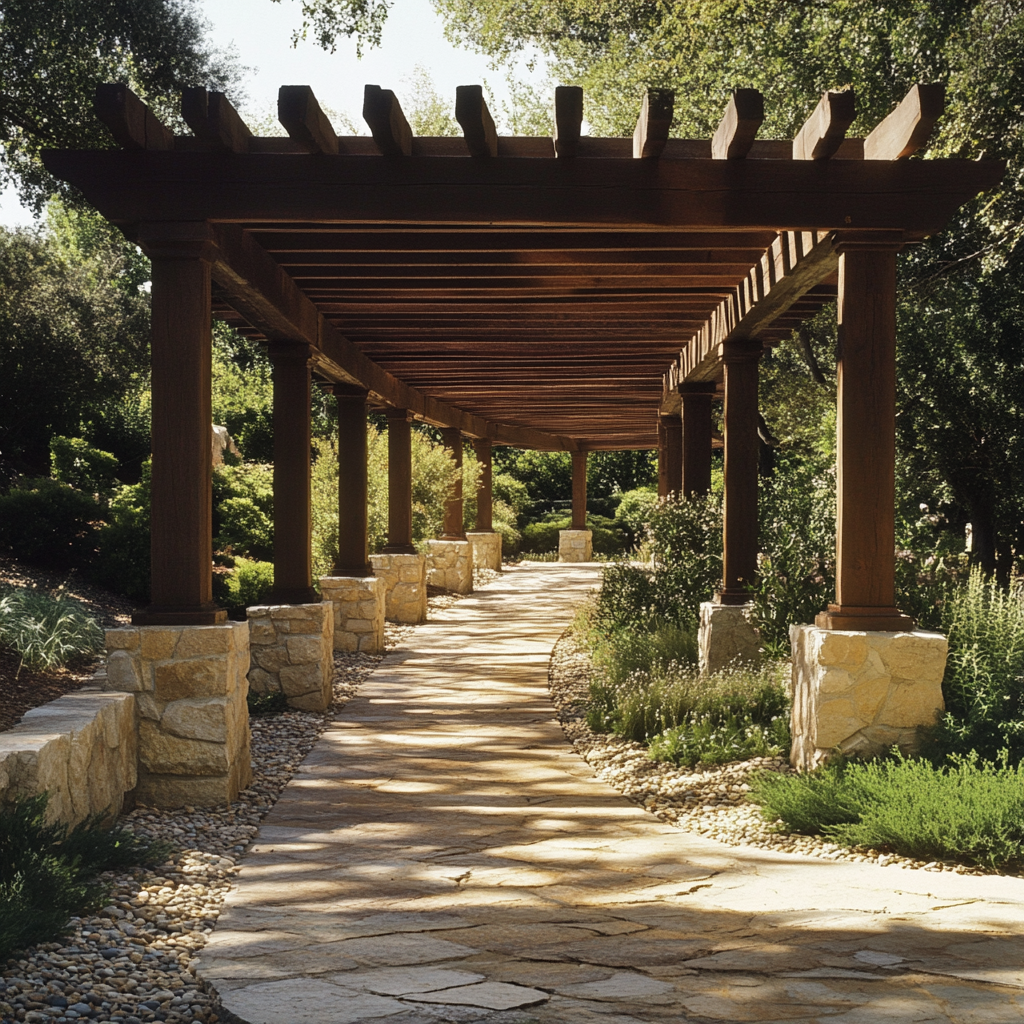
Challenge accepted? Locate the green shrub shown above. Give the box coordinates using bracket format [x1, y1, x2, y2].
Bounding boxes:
[591, 620, 698, 687]
[91, 468, 150, 602]
[221, 558, 275, 608]
[213, 463, 274, 560]
[520, 513, 626, 555]
[613, 487, 658, 549]
[0, 586, 104, 670]
[0, 794, 169, 960]
[247, 688, 290, 715]
[649, 713, 790, 768]
[49, 435, 119, 495]
[750, 753, 1024, 869]
[0, 477, 103, 569]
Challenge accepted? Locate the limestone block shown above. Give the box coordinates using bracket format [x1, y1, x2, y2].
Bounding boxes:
[698, 602, 761, 676]
[321, 576, 385, 654]
[558, 529, 592, 563]
[370, 553, 428, 624]
[790, 624, 948, 770]
[105, 649, 143, 692]
[427, 540, 473, 594]
[161, 697, 231, 743]
[466, 530, 502, 571]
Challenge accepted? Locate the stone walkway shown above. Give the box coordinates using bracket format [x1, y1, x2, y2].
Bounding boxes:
[197, 564, 1024, 1024]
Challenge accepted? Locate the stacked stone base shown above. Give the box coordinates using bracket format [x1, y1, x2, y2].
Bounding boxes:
[466, 530, 502, 571]
[320, 576, 385, 654]
[698, 601, 761, 676]
[105, 623, 252, 807]
[427, 539, 474, 594]
[790, 625, 948, 770]
[558, 529, 592, 562]
[371, 553, 428, 623]
[246, 603, 334, 711]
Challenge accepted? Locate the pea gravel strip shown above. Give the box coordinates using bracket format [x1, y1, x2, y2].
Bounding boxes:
[548, 624, 985, 877]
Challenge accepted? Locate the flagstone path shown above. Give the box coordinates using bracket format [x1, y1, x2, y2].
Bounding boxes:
[198, 563, 1024, 1024]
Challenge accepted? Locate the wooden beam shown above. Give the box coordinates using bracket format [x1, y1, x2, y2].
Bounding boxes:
[278, 86, 339, 155]
[94, 83, 174, 151]
[864, 83, 945, 161]
[712, 89, 764, 160]
[455, 85, 497, 158]
[793, 90, 856, 161]
[633, 89, 674, 159]
[181, 88, 252, 153]
[554, 86, 583, 159]
[363, 85, 412, 156]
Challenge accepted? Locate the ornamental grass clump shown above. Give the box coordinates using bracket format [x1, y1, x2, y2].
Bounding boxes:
[0, 585, 104, 672]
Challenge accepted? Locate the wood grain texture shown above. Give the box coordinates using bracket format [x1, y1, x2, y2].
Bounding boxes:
[456, 85, 498, 158]
[712, 90, 764, 160]
[278, 86, 339, 155]
[94, 84, 174, 151]
[474, 439, 493, 531]
[333, 388, 373, 577]
[363, 85, 412, 156]
[383, 408, 415, 553]
[660, 414, 682, 496]
[571, 451, 588, 530]
[440, 427, 466, 539]
[793, 90, 856, 161]
[863, 83, 945, 161]
[633, 89, 674, 159]
[680, 384, 716, 497]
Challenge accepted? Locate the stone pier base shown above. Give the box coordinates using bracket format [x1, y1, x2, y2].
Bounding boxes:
[790, 625, 948, 771]
[427, 539, 474, 594]
[558, 529, 592, 562]
[320, 576, 385, 654]
[467, 530, 502, 571]
[246, 603, 334, 712]
[104, 623, 252, 808]
[370, 553, 428, 624]
[699, 601, 761, 676]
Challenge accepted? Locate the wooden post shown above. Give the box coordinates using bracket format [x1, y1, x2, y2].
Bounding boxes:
[816, 248, 913, 631]
[660, 415, 682, 498]
[440, 427, 465, 539]
[657, 418, 668, 499]
[332, 385, 372, 577]
[719, 340, 762, 604]
[134, 225, 224, 625]
[383, 408, 416, 554]
[473, 439, 493, 532]
[267, 343, 317, 604]
[571, 451, 588, 530]
[680, 383, 717, 498]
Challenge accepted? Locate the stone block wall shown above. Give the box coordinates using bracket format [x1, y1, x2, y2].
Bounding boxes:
[104, 622, 252, 808]
[320, 576, 385, 654]
[427, 539, 474, 594]
[698, 601, 761, 676]
[466, 530, 502, 571]
[370, 553, 427, 623]
[790, 625, 948, 770]
[246, 603, 334, 711]
[558, 529, 592, 563]
[0, 690, 136, 826]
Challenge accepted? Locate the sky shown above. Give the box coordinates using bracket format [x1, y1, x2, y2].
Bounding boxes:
[0, 0, 546, 227]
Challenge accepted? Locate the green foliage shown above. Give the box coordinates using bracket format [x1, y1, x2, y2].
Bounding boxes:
[247, 688, 290, 716]
[0, 793, 169, 961]
[493, 449, 571, 511]
[590, 620, 697, 689]
[270, 0, 390, 55]
[91, 468, 151, 603]
[0, 586, 104, 670]
[613, 487, 658, 549]
[649, 714, 790, 769]
[211, 323, 274, 464]
[520, 513, 625, 555]
[587, 450, 657, 498]
[49, 435, 119, 495]
[0, 477, 103, 569]
[750, 753, 1024, 870]
[220, 558, 275, 610]
[213, 463, 275, 560]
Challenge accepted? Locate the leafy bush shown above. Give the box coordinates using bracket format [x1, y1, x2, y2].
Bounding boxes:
[0, 586, 104, 670]
[0, 793, 169, 961]
[91, 468, 151, 602]
[0, 477, 103, 569]
[613, 487, 658, 549]
[213, 463, 274, 560]
[220, 558, 274, 609]
[591, 620, 697, 688]
[649, 713, 790, 768]
[49, 436, 119, 495]
[520, 513, 626, 555]
[750, 753, 1024, 870]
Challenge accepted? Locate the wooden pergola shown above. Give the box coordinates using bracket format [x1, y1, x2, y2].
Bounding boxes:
[44, 81, 1001, 629]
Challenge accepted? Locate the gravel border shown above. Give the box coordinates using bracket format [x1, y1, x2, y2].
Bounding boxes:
[548, 622, 987, 878]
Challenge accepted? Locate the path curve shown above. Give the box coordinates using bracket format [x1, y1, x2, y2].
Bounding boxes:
[198, 563, 1024, 1024]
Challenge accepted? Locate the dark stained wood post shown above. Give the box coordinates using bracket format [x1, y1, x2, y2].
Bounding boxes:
[680, 382, 717, 498]
[440, 427, 465, 540]
[816, 247, 913, 631]
[571, 451, 588, 530]
[473, 439, 493, 532]
[383, 408, 416, 554]
[331, 385, 372, 577]
[268, 342, 317, 604]
[134, 225, 224, 624]
[719, 340, 762, 604]
[660, 414, 682, 498]
[657, 419, 668, 499]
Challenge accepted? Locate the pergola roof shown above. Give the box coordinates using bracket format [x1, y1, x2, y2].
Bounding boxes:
[44, 83, 1003, 450]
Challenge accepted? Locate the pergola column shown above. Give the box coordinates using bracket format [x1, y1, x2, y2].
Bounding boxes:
[440, 426, 465, 539]
[571, 451, 588, 530]
[657, 419, 668, 499]
[383, 408, 416, 554]
[332, 385, 372, 577]
[473, 439, 493, 532]
[816, 247, 913, 631]
[659, 414, 682, 499]
[135, 225, 223, 625]
[680, 382, 717, 498]
[718, 340, 762, 603]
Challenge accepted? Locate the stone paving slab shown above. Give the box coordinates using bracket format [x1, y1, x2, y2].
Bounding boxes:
[200, 563, 1024, 1024]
